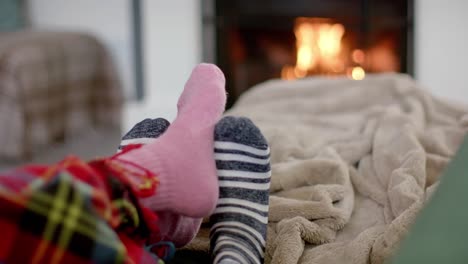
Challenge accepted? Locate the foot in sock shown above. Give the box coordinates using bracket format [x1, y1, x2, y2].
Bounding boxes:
[210, 116, 271, 264]
[118, 118, 203, 247]
[118, 63, 226, 218]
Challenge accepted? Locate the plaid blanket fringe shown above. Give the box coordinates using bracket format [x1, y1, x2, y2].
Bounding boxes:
[0, 155, 164, 264]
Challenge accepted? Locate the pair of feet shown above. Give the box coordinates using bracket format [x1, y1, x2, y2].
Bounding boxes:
[117, 64, 271, 264]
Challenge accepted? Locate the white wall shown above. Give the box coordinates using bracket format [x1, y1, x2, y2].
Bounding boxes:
[144, 1, 201, 118]
[27, 0, 134, 97]
[415, 0, 468, 103]
[123, 0, 202, 129]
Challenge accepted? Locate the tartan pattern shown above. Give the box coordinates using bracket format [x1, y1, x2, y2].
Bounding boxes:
[0, 155, 163, 264]
[0, 31, 123, 159]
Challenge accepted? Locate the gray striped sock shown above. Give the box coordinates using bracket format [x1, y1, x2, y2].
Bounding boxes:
[210, 116, 271, 264]
[118, 118, 170, 151]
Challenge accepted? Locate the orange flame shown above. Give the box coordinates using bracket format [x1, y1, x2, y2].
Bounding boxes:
[282, 18, 364, 81]
[295, 21, 317, 72]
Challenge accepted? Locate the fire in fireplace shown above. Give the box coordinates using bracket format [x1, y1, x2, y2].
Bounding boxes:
[281, 18, 347, 80]
[202, 0, 413, 107]
[280, 17, 401, 81]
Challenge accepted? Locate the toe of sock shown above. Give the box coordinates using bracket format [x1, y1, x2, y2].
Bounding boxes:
[193, 63, 225, 81]
[177, 63, 226, 117]
[214, 116, 269, 150]
[122, 118, 170, 140]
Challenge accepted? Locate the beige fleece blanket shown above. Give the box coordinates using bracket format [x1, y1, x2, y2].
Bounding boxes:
[186, 73, 468, 264]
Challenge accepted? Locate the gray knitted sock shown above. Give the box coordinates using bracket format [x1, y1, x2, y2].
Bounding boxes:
[118, 118, 170, 151]
[210, 116, 271, 264]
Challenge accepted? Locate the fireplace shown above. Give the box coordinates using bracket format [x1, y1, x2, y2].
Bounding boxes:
[202, 0, 414, 108]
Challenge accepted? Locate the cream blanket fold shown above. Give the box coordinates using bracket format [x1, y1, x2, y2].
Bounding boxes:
[185, 74, 468, 264]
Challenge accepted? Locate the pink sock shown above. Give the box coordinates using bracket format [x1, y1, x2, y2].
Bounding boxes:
[118, 118, 203, 247]
[118, 63, 226, 217]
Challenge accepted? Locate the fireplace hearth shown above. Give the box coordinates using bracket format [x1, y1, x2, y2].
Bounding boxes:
[202, 0, 414, 108]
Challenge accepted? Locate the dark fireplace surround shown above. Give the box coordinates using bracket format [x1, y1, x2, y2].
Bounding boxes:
[202, 0, 414, 108]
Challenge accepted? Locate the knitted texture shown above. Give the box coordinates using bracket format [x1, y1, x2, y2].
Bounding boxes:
[118, 63, 226, 218]
[119, 118, 203, 248]
[210, 116, 271, 264]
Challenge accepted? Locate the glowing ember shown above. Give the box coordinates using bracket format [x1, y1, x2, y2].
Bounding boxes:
[351, 49, 365, 64]
[281, 65, 297, 81]
[350, 66, 365, 80]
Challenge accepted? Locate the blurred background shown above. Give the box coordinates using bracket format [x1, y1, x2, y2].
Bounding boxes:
[11, 0, 468, 126]
[0, 0, 466, 164]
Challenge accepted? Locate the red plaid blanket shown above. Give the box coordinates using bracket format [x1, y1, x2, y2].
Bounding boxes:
[0, 153, 165, 264]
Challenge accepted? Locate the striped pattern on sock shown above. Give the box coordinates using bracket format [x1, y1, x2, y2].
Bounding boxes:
[118, 118, 170, 152]
[210, 116, 271, 264]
